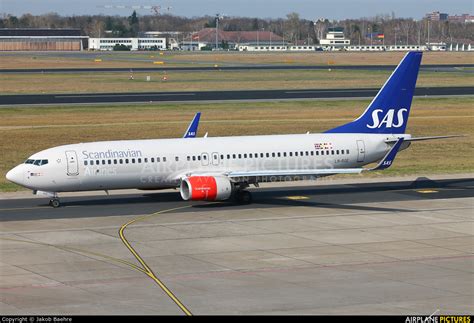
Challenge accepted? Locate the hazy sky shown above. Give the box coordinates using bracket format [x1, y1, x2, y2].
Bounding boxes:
[1, 0, 472, 20]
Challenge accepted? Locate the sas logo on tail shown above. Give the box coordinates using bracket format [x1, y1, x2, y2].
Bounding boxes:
[367, 108, 408, 129]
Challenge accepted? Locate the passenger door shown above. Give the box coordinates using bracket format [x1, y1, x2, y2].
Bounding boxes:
[356, 140, 365, 163]
[65, 151, 79, 176]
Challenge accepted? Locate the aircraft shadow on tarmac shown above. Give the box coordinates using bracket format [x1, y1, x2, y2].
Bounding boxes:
[1, 177, 472, 222]
[56, 177, 473, 210]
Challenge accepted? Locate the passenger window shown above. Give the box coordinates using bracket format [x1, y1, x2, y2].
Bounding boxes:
[272, 153, 275, 157]
[289, 152, 293, 157]
[96, 160, 100, 165]
[249, 153, 252, 158]
[305, 151, 309, 156]
[260, 153, 264, 158]
[108, 160, 112, 165]
[151, 157, 154, 162]
[187, 156, 190, 161]
[232, 154, 236, 159]
[277, 152, 281, 157]
[125, 159, 129, 164]
[220, 155, 224, 160]
[316, 151, 319, 156]
[102, 160, 106, 165]
[238, 154, 242, 159]
[244, 154, 247, 158]
[138, 158, 141, 163]
[295, 152, 298, 157]
[119, 159, 123, 164]
[326, 151, 330, 155]
[266, 153, 269, 158]
[227, 154, 230, 159]
[84, 161, 88, 166]
[310, 151, 314, 156]
[197, 156, 201, 161]
[131, 159, 135, 163]
[192, 156, 196, 161]
[341, 150, 344, 155]
[163, 157, 167, 162]
[157, 157, 160, 162]
[346, 149, 350, 154]
[114, 160, 117, 164]
[331, 151, 334, 155]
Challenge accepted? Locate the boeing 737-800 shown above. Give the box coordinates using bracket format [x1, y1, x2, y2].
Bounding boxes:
[6, 52, 458, 207]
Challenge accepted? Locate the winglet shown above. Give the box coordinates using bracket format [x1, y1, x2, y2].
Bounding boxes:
[183, 112, 201, 138]
[368, 138, 404, 171]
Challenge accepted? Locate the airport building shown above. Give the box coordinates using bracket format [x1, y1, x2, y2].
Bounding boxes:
[88, 37, 166, 51]
[319, 27, 350, 49]
[191, 28, 284, 50]
[0, 28, 88, 51]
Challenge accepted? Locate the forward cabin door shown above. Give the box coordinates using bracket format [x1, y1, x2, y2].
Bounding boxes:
[65, 151, 79, 176]
[356, 140, 366, 163]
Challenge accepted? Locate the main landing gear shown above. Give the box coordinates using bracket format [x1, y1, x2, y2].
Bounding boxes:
[48, 198, 61, 208]
[235, 190, 252, 204]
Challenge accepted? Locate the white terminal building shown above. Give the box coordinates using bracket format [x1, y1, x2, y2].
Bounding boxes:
[88, 37, 166, 51]
[319, 27, 350, 49]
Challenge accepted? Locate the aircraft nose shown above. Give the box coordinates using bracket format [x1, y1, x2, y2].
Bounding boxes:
[6, 165, 24, 185]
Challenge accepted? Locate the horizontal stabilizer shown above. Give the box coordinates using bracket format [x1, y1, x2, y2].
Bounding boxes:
[385, 135, 464, 143]
[367, 138, 404, 171]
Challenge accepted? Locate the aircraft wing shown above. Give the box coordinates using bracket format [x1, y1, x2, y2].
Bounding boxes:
[183, 112, 201, 138]
[179, 138, 405, 181]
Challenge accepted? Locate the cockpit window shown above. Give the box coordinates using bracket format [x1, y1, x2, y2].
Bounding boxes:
[25, 159, 48, 166]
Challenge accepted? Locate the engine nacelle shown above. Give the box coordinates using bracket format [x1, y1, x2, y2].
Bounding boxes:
[180, 176, 233, 201]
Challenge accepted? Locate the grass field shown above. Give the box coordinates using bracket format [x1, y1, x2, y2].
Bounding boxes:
[0, 51, 472, 69]
[1, 97, 472, 191]
[0, 69, 472, 94]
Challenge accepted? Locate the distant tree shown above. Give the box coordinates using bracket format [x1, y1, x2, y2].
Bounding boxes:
[8, 15, 19, 27]
[128, 10, 139, 36]
[285, 12, 301, 44]
[251, 18, 259, 30]
[204, 17, 216, 28]
[113, 43, 130, 51]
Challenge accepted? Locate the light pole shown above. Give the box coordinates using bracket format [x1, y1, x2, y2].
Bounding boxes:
[215, 13, 224, 50]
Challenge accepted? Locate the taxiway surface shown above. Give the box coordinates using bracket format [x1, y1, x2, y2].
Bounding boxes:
[0, 176, 473, 314]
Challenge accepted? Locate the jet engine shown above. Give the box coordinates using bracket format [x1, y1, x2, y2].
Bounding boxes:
[180, 176, 233, 201]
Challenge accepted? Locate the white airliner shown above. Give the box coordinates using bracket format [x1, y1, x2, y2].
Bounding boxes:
[6, 52, 458, 207]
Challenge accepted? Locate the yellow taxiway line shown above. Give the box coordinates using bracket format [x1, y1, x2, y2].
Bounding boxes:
[118, 205, 194, 316]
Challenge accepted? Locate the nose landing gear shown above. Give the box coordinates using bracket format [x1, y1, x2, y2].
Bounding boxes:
[34, 191, 61, 208]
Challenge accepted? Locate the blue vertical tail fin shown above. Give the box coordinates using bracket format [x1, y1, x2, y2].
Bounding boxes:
[326, 51, 422, 134]
[183, 112, 201, 138]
